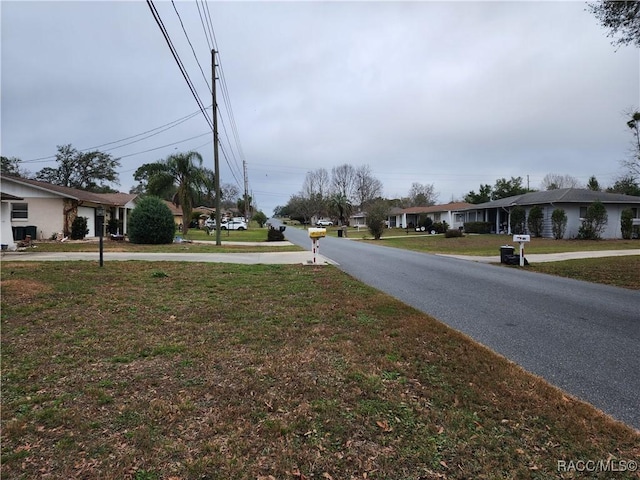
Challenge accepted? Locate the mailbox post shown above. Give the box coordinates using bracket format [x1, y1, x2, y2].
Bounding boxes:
[512, 234, 530, 267]
[308, 228, 326, 264]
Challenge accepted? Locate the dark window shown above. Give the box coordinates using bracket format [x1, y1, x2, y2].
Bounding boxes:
[11, 203, 28, 220]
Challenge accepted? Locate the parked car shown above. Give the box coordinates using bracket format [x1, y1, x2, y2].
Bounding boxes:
[205, 218, 227, 229]
[221, 219, 247, 230]
[316, 219, 333, 227]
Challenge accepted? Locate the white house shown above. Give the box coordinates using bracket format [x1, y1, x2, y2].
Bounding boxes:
[387, 202, 475, 230]
[459, 189, 640, 239]
[0, 175, 138, 242]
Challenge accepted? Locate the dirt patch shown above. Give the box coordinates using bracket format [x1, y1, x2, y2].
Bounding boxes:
[1, 279, 53, 298]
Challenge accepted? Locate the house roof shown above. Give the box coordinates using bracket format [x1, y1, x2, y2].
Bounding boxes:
[1, 192, 24, 201]
[162, 200, 183, 215]
[1, 175, 136, 206]
[463, 188, 640, 210]
[397, 202, 475, 214]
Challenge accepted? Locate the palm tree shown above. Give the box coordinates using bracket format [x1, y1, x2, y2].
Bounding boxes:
[329, 193, 353, 226]
[147, 151, 205, 235]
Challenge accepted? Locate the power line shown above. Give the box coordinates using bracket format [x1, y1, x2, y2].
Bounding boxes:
[171, 0, 211, 94]
[21, 106, 210, 164]
[146, 0, 212, 132]
[118, 131, 211, 159]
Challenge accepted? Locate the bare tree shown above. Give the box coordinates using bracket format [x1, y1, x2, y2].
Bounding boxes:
[407, 182, 439, 206]
[354, 165, 383, 210]
[540, 173, 582, 190]
[302, 168, 330, 218]
[331, 164, 357, 201]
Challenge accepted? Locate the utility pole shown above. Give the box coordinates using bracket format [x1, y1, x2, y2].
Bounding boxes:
[212, 49, 221, 246]
[243, 159, 249, 221]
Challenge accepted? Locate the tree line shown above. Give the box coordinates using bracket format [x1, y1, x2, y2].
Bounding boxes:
[1, 145, 252, 235]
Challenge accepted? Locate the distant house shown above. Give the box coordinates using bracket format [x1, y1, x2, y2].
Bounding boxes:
[349, 211, 367, 227]
[0, 175, 137, 244]
[387, 202, 474, 230]
[459, 188, 640, 239]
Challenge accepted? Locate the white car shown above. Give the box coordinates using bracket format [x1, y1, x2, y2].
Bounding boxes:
[316, 219, 333, 227]
[204, 218, 227, 229]
[221, 219, 247, 230]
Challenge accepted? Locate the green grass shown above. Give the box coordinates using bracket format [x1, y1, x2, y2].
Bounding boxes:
[2, 261, 638, 479]
[527, 256, 640, 289]
[28, 226, 302, 253]
[361, 232, 639, 255]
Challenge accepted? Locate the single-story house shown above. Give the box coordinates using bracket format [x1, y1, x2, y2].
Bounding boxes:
[459, 188, 640, 239]
[0, 175, 138, 244]
[349, 211, 367, 227]
[387, 202, 475, 230]
[1, 192, 24, 250]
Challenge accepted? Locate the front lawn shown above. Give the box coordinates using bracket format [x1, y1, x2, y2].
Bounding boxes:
[361, 233, 639, 256]
[2, 262, 637, 479]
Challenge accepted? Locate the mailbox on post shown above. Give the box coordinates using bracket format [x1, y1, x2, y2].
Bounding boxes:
[512, 234, 530, 266]
[308, 228, 326, 239]
[308, 228, 326, 264]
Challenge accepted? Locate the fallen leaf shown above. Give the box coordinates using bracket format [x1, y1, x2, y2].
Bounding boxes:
[376, 420, 393, 432]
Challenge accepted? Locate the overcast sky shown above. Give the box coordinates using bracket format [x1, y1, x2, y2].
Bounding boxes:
[2, 1, 638, 215]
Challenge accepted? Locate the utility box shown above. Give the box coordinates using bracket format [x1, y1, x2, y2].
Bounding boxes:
[308, 228, 326, 239]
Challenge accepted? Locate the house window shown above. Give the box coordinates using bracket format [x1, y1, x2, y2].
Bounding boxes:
[434, 213, 441, 222]
[579, 206, 588, 219]
[632, 207, 639, 218]
[11, 203, 28, 220]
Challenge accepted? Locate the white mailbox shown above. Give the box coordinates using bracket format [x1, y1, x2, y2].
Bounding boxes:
[512, 234, 530, 266]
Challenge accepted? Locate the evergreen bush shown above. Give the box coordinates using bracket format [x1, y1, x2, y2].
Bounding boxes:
[510, 206, 526, 234]
[267, 227, 285, 242]
[128, 196, 175, 244]
[621, 208, 633, 240]
[577, 200, 608, 240]
[463, 222, 492, 234]
[551, 208, 567, 240]
[70, 216, 89, 240]
[527, 205, 544, 237]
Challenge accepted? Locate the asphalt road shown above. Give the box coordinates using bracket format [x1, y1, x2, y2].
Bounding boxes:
[279, 222, 640, 430]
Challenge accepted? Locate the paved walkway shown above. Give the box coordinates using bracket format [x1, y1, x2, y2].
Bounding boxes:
[2, 247, 638, 265]
[439, 249, 640, 263]
[1, 250, 336, 265]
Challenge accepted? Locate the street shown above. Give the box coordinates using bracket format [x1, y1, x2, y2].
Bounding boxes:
[278, 221, 640, 430]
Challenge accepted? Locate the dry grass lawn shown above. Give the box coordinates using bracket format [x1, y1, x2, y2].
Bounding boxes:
[1, 261, 638, 479]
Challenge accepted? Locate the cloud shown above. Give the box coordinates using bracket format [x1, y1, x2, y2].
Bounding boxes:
[2, 1, 638, 213]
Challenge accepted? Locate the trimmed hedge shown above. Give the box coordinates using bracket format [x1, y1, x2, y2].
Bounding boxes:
[463, 222, 492, 234]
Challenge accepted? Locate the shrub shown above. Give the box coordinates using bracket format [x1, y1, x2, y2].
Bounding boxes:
[577, 200, 608, 240]
[621, 208, 633, 240]
[128, 196, 175, 244]
[267, 227, 285, 242]
[430, 222, 447, 234]
[551, 208, 567, 240]
[107, 218, 120, 235]
[463, 221, 492, 234]
[445, 228, 463, 238]
[253, 211, 268, 228]
[510, 206, 526, 234]
[70, 216, 89, 240]
[420, 217, 434, 230]
[527, 205, 544, 237]
[366, 200, 389, 240]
